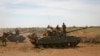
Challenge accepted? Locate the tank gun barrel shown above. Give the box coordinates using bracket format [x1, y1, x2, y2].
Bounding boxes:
[66, 27, 87, 33]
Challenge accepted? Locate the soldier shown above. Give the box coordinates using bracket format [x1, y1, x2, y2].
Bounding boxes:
[2, 32, 8, 46]
[47, 25, 50, 28]
[46, 25, 53, 36]
[15, 28, 19, 35]
[8, 30, 13, 36]
[47, 25, 53, 30]
[55, 25, 61, 31]
[62, 22, 67, 34]
[43, 30, 48, 37]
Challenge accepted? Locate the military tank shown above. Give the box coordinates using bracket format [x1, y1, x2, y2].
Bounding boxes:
[4, 30, 26, 43]
[7, 34, 26, 42]
[28, 27, 86, 48]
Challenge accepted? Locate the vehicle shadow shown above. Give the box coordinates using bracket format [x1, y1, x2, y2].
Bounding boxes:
[34, 45, 86, 50]
[50, 46, 85, 49]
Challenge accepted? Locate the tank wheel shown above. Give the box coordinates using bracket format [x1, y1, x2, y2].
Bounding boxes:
[49, 43, 67, 48]
[74, 41, 80, 47]
[37, 44, 44, 48]
[61, 43, 67, 47]
[43, 44, 48, 48]
[55, 44, 60, 47]
[70, 42, 75, 47]
[55, 44, 58, 47]
[34, 44, 39, 48]
[62, 43, 68, 47]
[72, 42, 77, 47]
[55, 44, 64, 48]
[65, 43, 69, 47]
[48, 44, 54, 48]
[70, 41, 79, 47]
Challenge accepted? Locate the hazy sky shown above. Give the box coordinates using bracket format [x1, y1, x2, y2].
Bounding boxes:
[0, 0, 100, 28]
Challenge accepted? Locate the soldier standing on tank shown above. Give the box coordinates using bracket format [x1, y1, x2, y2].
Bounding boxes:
[55, 25, 61, 31]
[8, 30, 13, 36]
[15, 28, 19, 35]
[62, 22, 67, 34]
[46, 25, 54, 36]
[55, 25, 62, 36]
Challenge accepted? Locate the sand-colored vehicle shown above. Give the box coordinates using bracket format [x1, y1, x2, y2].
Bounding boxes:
[28, 28, 86, 48]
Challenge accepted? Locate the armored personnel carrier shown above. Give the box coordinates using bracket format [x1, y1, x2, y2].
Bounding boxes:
[28, 27, 86, 48]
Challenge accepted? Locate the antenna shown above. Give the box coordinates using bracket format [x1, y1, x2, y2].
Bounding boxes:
[48, 16, 51, 26]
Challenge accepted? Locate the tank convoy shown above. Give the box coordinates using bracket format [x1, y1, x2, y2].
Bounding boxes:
[28, 25, 87, 48]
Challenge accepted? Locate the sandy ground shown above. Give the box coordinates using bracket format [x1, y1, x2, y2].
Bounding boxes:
[0, 29, 100, 56]
[0, 41, 100, 56]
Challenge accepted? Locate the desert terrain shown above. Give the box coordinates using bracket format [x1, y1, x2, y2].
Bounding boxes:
[0, 27, 100, 56]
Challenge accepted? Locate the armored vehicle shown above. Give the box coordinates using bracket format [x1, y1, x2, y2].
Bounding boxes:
[28, 27, 86, 48]
[7, 34, 26, 42]
[3, 31, 26, 43]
